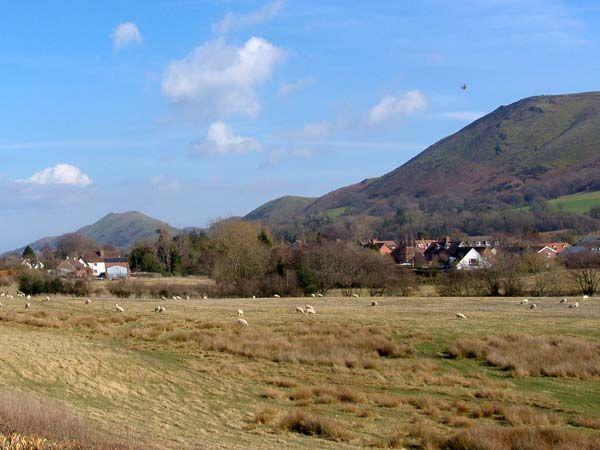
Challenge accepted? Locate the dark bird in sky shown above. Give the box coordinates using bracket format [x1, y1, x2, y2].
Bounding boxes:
[461, 83, 467, 90]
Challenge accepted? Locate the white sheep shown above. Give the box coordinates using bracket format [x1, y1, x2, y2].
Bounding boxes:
[520, 298, 529, 305]
[311, 293, 316, 298]
[295, 306, 305, 314]
[529, 303, 537, 310]
[306, 307, 316, 315]
[351, 293, 360, 298]
[371, 301, 378, 307]
[85, 298, 91, 305]
[317, 293, 323, 298]
[456, 312, 467, 320]
[186, 296, 190, 300]
[26, 295, 31, 300]
[252, 295, 256, 299]
[237, 309, 244, 316]
[569, 302, 579, 309]
[560, 298, 568, 304]
[45, 296, 50, 302]
[583, 295, 589, 300]
[0, 302, 3, 307]
[159, 306, 166, 313]
[238, 318, 249, 327]
[25, 303, 31, 309]
[115, 304, 124, 313]
[305, 304, 314, 310]
[273, 294, 281, 298]
[0, 293, 5, 297]
[203, 295, 208, 300]
[161, 296, 167, 301]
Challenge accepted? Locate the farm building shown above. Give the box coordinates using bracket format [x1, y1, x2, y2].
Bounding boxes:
[104, 257, 130, 279]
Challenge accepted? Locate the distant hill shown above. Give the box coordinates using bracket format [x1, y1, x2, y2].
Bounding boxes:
[245, 196, 316, 222]
[24, 211, 179, 252]
[248, 92, 600, 236]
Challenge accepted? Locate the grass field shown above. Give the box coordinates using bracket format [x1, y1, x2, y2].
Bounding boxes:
[0, 293, 598, 449]
[548, 190, 600, 214]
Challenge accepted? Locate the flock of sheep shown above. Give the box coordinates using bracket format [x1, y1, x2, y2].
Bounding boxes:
[1, 289, 593, 328]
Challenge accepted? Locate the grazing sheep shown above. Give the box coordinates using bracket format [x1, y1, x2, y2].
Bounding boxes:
[25, 303, 31, 309]
[26, 295, 31, 300]
[238, 318, 249, 327]
[202, 295, 208, 300]
[306, 307, 316, 315]
[295, 306, 306, 314]
[317, 293, 323, 298]
[305, 304, 314, 310]
[583, 295, 589, 300]
[529, 303, 537, 310]
[520, 298, 529, 305]
[569, 302, 579, 309]
[560, 298, 568, 304]
[351, 293, 360, 298]
[237, 309, 244, 316]
[45, 296, 50, 302]
[371, 301, 378, 307]
[252, 295, 256, 299]
[115, 304, 125, 313]
[159, 306, 166, 313]
[85, 298, 91, 305]
[161, 296, 167, 301]
[311, 293, 316, 298]
[456, 312, 467, 320]
[274, 294, 281, 298]
[0, 293, 5, 297]
[186, 296, 190, 300]
[0, 302, 3, 307]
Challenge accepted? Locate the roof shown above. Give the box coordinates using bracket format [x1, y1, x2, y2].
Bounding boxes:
[104, 257, 128, 263]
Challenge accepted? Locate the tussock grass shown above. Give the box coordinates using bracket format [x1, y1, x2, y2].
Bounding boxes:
[447, 334, 600, 379]
[568, 415, 600, 430]
[288, 385, 367, 404]
[278, 410, 350, 441]
[142, 322, 411, 369]
[0, 391, 140, 449]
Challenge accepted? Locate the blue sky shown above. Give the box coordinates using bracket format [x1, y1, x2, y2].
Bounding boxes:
[1, 0, 600, 251]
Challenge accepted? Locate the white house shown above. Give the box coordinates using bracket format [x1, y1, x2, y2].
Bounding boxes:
[456, 248, 491, 270]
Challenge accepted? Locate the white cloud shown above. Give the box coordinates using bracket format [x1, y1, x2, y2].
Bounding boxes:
[17, 164, 93, 187]
[213, 0, 285, 34]
[111, 22, 142, 51]
[437, 111, 485, 122]
[366, 90, 427, 126]
[191, 122, 261, 156]
[279, 77, 316, 96]
[161, 37, 284, 118]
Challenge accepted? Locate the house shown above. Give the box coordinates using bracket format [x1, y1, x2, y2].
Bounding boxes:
[391, 239, 437, 265]
[364, 239, 397, 256]
[56, 259, 90, 278]
[80, 250, 121, 277]
[562, 237, 600, 265]
[456, 248, 492, 270]
[21, 259, 45, 270]
[537, 242, 570, 259]
[465, 236, 501, 247]
[104, 257, 130, 279]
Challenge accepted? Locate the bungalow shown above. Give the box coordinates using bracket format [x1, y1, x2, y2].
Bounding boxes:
[80, 250, 121, 278]
[456, 248, 492, 270]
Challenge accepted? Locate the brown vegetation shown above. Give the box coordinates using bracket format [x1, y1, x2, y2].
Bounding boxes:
[277, 410, 350, 441]
[447, 334, 600, 378]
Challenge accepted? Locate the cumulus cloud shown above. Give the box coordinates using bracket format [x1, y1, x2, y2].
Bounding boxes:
[17, 164, 93, 187]
[111, 22, 142, 51]
[191, 122, 261, 156]
[213, 0, 284, 34]
[161, 37, 284, 118]
[366, 90, 427, 126]
[279, 77, 315, 96]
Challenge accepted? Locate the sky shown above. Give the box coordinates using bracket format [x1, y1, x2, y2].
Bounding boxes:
[1, 0, 600, 251]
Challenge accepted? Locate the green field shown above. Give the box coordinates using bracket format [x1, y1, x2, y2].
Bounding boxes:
[0, 290, 598, 449]
[548, 190, 600, 213]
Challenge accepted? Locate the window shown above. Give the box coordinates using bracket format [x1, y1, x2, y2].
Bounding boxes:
[469, 258, 479, 266]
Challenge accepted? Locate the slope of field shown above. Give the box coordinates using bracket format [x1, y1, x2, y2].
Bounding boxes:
[0, 293, 598, 448]
[245, 196, 316, 222]
[548, 190, 600, 213]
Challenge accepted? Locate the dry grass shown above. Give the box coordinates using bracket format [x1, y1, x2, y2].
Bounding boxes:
[0, 390, 139, 449]
[447, 334, 600, 379]
[568, 415, 600, 430]
[277, 410, 350, 441]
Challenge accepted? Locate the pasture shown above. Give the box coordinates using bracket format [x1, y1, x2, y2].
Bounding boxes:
[0, 293, 598, 449]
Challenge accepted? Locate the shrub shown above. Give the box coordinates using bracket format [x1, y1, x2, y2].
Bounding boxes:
[278, 410, 350, 441]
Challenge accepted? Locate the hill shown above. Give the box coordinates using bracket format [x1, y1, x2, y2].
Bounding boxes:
[248, 92, 600, 237]
[245, 196, 316, 222]
[24, 211, 179, 252]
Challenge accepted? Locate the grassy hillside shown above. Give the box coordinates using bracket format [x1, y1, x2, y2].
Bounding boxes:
[77, 211, 179, 248]
[548, 190, 600, 213]
[245, 196, 315, 222]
